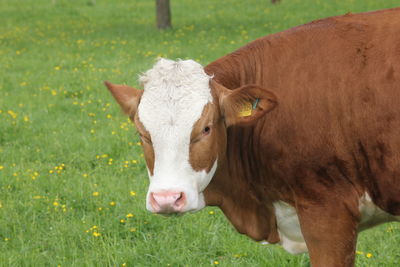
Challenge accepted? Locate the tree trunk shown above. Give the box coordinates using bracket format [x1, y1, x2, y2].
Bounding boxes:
[156, 0, 172, 30]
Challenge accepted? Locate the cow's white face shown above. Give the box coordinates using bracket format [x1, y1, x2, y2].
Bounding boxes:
[105, 58, 277, 214]
[137, 59, 218, 213]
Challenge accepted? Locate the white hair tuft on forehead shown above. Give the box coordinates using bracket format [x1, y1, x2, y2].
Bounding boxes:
[139, 58, 212, 102]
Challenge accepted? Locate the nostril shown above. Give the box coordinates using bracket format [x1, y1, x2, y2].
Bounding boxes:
[174, 192, 186, 209]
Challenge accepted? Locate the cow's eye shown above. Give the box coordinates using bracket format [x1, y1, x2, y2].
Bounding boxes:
[203, 126, 211, 135]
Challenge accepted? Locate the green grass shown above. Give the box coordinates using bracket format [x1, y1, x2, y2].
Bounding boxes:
[1, 0, 399, 266]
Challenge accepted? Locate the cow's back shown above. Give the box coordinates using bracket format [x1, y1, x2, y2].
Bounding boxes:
[206, 8, 400, 216]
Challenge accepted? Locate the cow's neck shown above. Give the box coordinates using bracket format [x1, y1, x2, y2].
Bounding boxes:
[204, 126, 280, 243]
[204, 46, 284, 243]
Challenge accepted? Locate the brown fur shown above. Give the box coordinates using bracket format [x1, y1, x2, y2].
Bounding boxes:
[189, 103, 223, 172]
[134, 116, 155, 176]
[202, 8, 400, 267]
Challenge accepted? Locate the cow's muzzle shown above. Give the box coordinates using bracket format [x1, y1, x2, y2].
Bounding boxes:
[149, 191, 186, 213]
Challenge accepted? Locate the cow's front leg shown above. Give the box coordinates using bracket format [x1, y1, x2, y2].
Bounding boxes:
[296, 201, 360, 267]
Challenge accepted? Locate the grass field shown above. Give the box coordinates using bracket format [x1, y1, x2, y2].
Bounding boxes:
[1, 0, 400, 266]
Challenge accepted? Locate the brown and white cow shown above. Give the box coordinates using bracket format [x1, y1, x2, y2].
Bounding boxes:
[105, 8, 400, 267]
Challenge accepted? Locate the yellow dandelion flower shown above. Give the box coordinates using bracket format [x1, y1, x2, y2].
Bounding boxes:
[131, 160, 137, 164]
[92, 232, 101, 237]
[98, 207, 103, 211]
[214, 261, 219, 265]
[53, 201, 59, 206]
[7, 110, 17, 119]
[0, 166, 4, 170]
[130, 227, 136, 232]
[51, 90, 57, 96]
[209, 211, 214, 215]
[92, 192, 99, 197]
[106, 114, 112, 119]
[120, 219, 126, 223]
[109, 201, 116, 206]
[54, 66, 61, 71]
[122, 263, 127, 267]
[126, 213, 134, 218]
[366, 253, 373, 258]
[90, 129, 95, 134]
[49, 170, 54, 174]
[4, 238, 9, 241]
[83, 173, 88, 178]
[130, 191, 136, 196]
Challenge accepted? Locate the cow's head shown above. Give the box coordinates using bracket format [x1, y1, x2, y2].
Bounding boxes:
[105, 58, 277, 214]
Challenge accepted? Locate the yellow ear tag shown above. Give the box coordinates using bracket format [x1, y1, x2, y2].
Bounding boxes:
[238, 102, 253, 117]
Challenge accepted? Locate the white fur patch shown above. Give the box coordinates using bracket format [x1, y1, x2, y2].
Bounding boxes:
[273, 201, 307, 254]
[358, 193, 399, 230]
[273, 193, 399, 254]
[138, 58, 216, 213]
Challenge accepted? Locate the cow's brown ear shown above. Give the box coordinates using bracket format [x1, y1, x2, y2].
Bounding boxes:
[217, 83, 277, 127]
[104, 81, 143, 117]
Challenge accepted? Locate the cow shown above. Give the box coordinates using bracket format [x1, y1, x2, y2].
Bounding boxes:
[105, 8, 400, 267]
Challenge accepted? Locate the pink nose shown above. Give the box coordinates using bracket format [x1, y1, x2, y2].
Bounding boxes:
[149, 191, 186, 213]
